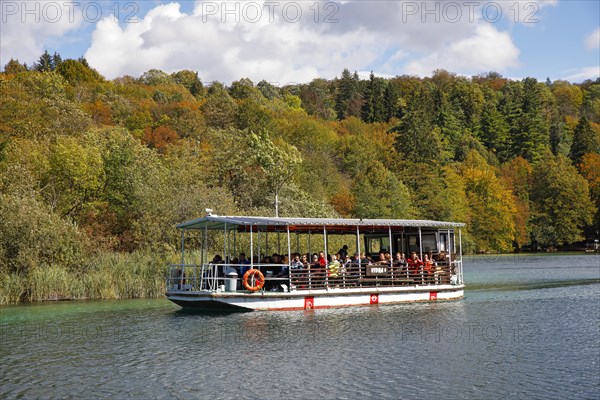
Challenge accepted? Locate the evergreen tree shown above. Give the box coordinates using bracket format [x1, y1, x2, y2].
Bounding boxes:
[361, 72, 387, 123]
[479, 97, 510, 161]
[383, 82, 400, 121]
[431, 87, 464, 160]
[513, 78, 550, 162]
[35, 50, 54, 72]
[570, 117, 600, 166]
[391, 86, 444, 163]
[52, 52, 62, 69]
[501, 78, 550, 162]
[335, 69, 361, 120]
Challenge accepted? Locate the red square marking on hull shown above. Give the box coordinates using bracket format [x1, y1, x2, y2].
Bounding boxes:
[370, 294, 379, 304]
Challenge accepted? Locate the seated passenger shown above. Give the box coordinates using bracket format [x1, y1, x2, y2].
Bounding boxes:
[279, 255, 290, 276]
[327, 254, 341, 277]
[318, 251, 327, 268]
[300, 253, 309, 268]
[290, 253, 304, 269]
[407, 252, 422, 273]
[394, 252, 407, 266]
[423, 254, 434, 279]
[311, 253, 326, 281]
[376, 252, 387, 264]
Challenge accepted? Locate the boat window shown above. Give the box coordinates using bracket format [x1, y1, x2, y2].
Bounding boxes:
[422, 234, 437, 252]
[365, 236, 390, 255]
[407, 233, 437, 253]
[394, 237, 406, 255]
[407, 235, 419, 253]
[439, 232, 448, 252]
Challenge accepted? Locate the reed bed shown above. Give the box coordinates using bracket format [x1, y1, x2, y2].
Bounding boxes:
[0, 251, 173, 305]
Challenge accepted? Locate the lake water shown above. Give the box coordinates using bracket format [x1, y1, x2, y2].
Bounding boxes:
[1, 254, 599, 399]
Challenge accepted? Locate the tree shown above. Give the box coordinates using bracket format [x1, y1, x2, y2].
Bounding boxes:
[578, 153, 600, 238]
[352, 161, 415, 219]
[34, 50, 54, 72]
[500, 157, 532, 248]
[0, 193, 84, 273]
[335, 69, 361, 120]
[46, 135, 104, 218]
[569, 117, 600, 166]
[249, 129, 302, 217]
[512, 78, 550, 162]
[56, 59, 103, 85]
[530, 154, 596, 247]
[431, 86, 464, 160]
[139, 69, 174, 86]
[460, 151, 516, 252]
[235, 99, 272, 132]
[300, 78, 336, 120]
[392, 86, 445, 163]
[552, 80, 583, 118]
[3, 59, 27, 74]
[361, 72, 387, 123]
[230, 78, 261, 100]
[201, 83, 238, 129]
[142, 125, 179, 153]
[171, 70, 204, 97]
[257, 80, 281, 100]
[581, 84, 600, 123]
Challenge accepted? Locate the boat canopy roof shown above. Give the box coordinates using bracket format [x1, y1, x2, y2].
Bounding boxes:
[177, 215, 465, 232]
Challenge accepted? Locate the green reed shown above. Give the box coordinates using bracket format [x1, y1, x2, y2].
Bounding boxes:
[0, 250, 175, 305]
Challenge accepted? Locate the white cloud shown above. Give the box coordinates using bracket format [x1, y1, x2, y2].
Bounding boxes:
[82, 1, 524, 83]
[563, 66, 600, 82]
[404, 25, 520, 76]
[585, 27, 600, 50]
[0, 1, 83, 66]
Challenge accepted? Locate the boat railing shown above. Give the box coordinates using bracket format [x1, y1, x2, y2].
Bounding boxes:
[167, 261, 461, 292]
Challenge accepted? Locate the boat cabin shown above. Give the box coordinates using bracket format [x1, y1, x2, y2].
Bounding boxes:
[167, 214, 465, 295]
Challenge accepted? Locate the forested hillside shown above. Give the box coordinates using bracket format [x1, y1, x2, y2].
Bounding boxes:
[1, 53, 599, 303]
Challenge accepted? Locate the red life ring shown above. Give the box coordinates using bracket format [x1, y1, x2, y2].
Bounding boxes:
[243, 269, 265, 292]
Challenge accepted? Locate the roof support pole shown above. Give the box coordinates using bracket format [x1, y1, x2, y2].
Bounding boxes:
[323, 225, 328, 287]
[447, 229, 452, 266]
[418, 226, 423, 284]
[356, 225, 361, 281]
[250, 225, 254, 270]
[180, 230, 185, 288]
[233, 229, 236, 258]
[388, 225, 393, 280]
[200, 226, 204, 267]
[323, 225, 328, 257]
[418, 226, 423, 260]
[287, 225, 291, 280]
[458, 227, 463, 284]
[204, 222, 208, 265]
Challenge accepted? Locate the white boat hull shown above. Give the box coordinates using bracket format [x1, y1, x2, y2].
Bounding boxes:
[166, 284, 465, 311]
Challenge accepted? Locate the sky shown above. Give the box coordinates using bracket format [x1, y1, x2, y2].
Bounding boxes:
[1, 0, 599, 84]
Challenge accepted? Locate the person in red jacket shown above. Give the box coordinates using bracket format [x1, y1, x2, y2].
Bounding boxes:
[407, 252, 423, 282]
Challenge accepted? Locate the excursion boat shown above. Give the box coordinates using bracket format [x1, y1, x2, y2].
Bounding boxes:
[165, 213, 465, 311]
